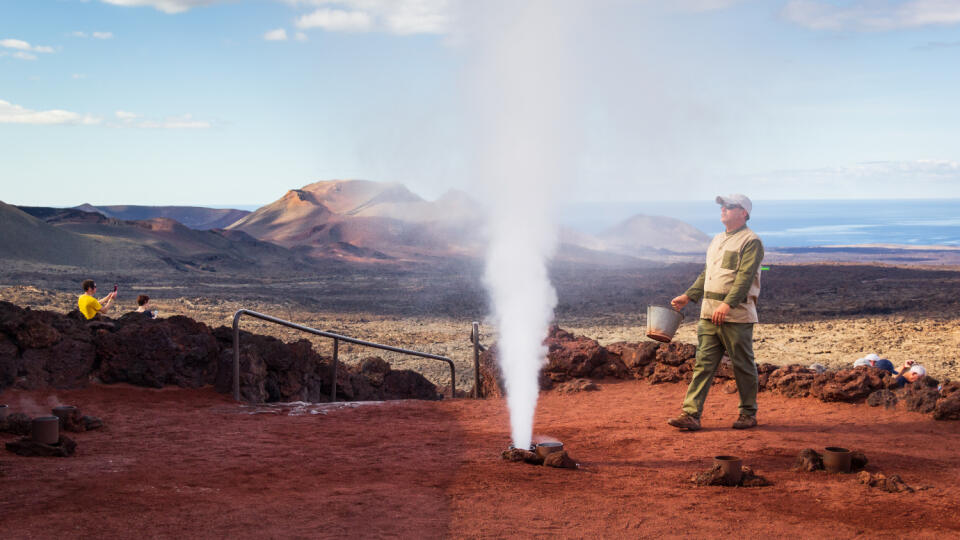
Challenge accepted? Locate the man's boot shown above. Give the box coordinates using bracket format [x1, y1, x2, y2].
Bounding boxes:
[732, 414, 757, 429]
[667, 412, 701, 431]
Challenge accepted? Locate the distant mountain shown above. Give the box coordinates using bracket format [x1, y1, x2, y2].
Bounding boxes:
[2, 202, 154, 268]
[597, 214, 710, 255]
[73, 204, 250, 230]
[228, 179, 484, 261]
[12, 205, 315, 273]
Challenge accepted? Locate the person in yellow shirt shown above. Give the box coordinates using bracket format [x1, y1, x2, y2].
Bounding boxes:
[77, 279, 116, 320]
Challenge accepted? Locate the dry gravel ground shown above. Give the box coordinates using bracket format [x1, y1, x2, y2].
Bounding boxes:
[3, 261, 960, 390]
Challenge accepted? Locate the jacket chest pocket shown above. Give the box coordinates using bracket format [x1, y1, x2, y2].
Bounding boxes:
[721, 250, 739, 270]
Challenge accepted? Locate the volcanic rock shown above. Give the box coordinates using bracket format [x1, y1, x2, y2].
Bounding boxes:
[0, 301, 95, 390]
[360, 356, 390, 387]
[739, 466, 772, 487]
[851, 451, 868, 471]
[810, 368, 887, 402]
[555, 378, 600, 393]
[543, 324, 606, 379]
[501, 448, 542, 465]
[691, 464, 769, 487]
[98, 314, 220, 389]
[605, 341, 658, 377]
[58, 408, 104, 433]
[5, 435, 77, 457]
[543, 450, 578, 469]
[902, 380, 941, 414]
[0, 413, 33, 436]
[934, 393, 960, 421]
[866, 389, 899, 408]
[857, 471, 914, 493]
[764, 365, 817, 398]
[793, 449, 824, 472]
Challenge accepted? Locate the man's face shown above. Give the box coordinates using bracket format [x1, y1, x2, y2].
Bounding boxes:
[86, 284, 97, 295]
[720, 204, 747, 227]
[904, 371, 921, 383]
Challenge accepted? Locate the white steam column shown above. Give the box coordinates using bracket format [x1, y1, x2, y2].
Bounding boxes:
[463, 1, 586, 450]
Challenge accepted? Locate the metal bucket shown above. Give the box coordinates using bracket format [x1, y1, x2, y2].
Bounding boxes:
[536, 442, 564, 460]
[823, 447, 852, 473]
[714, 455, 743, 485]
[647, 305, 684, 343]
[32, 416, 60, 445]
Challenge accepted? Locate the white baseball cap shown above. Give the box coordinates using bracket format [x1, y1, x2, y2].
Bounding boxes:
[853, 358, 871, 367]
[716, 194, 752, 215]
[864, 353, 881, 362]
[909, 364, 926, 377]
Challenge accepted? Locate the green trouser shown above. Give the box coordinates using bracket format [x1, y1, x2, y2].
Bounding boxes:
[681, 319, 758, 419]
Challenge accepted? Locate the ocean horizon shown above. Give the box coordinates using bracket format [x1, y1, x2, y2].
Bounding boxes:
[561, 199, 960, 249]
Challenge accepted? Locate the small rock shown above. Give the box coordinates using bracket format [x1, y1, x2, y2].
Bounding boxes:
[740, 466, 772, 487]
[5, 436, 77, 457]
[555, 378, 600, 394]
[850, 451, 868, 471]
[866, 389, 898, 408]
[793, 448, 824, 472]
[543, 450, 578, 469]
[501, 448, 542, 465]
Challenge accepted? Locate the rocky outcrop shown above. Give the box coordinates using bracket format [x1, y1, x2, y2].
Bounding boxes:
[0, 301, 439, 403]
[810, 368, 889, 402]
[0, 302, 95, 389]
[477, 324, 957, 421]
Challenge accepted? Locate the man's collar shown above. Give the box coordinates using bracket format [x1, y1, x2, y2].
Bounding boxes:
[725, 224, 747, 236]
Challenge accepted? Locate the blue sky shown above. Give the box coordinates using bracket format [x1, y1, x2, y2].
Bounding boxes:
[1, 0, 959, 207]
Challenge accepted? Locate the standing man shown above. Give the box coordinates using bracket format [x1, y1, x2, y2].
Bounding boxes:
[78, 279, 116, 320]
[667, 194, 764, 431]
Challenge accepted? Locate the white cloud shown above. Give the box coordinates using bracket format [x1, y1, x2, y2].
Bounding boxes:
[98, 0, 224, 14]
[295, 31, 308, 41]
[1, 51, 38, 61]
[0, 99, 101, 125]
[783, 0, 960, 31]
[296, 8, 373, 32]
[138, 113, 211, 129]
[115, 110, 140, 121]
[671, 0, 747, 13]
[73, 73, 88, 79]
[1, 39, 55, 55]
[1, 39, 32, 50]
[289, 1, 450, 34]
[756, 160, 960, 198]
[71, 31, 114, 39]
[264, 28, 288, 41]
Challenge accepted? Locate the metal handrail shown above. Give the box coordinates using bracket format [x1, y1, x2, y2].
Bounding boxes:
[232, 309, 456, 402]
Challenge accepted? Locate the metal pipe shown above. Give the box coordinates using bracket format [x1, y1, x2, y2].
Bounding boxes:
[331, 337, 339, 402]
[232, 310, 242, 401]
[231, 309, 456, 402]
[472, 321, 480, 399]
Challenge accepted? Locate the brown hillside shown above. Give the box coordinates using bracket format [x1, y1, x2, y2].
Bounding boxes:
[598, 214, 710, 254]
[75, 204, 251, 230]
[228, 180, 483, 261]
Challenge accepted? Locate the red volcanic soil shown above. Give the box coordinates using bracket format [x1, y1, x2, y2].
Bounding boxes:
[2, 382, 960, 538]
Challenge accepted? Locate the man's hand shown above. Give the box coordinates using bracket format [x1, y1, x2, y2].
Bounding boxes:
[711, 303, 731, 325]
[671, 294, 690, 310]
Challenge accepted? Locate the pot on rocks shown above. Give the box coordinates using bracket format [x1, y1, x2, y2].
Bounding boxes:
[823, 447, 852, 473]
[536, 442, 564, 460]
[32, 416, 59, 445]
[714, 455, 743, 485]
[647, 305, 683, 343]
